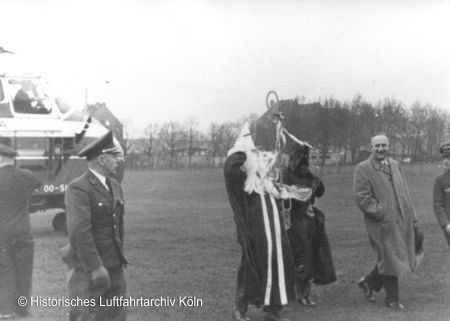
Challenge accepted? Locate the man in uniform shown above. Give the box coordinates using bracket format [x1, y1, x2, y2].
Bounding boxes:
[433, 142, 450, 250]
[354, 134, 418, 310]
[0, 144, 41, 319]
[63, 131, 127, 321]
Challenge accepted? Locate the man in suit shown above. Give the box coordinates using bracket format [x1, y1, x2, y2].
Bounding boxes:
[433, 142, 450, 250]
[0, 144, 41, 319]
[64, 131, 127, 321]
[354, 134, 418, 310]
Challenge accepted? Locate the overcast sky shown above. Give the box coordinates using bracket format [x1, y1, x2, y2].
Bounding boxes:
[1, 0, 449, 136]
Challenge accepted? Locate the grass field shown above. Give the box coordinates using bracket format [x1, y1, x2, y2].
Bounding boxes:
[29, 165, 450, 321]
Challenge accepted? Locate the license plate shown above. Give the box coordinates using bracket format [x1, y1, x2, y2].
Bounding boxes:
[42, 184, 67, 193]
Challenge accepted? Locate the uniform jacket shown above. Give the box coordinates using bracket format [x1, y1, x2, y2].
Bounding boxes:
[64, 170, 127, 271]
[224, 152, 295, 308]
[433, 170, 450, 228]
[0, 165, 41, 244]
[354, 155, 417, 276]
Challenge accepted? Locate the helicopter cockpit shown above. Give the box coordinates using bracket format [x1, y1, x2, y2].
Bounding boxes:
[7, 77, 57, 116]
[11, 78, 52, 114]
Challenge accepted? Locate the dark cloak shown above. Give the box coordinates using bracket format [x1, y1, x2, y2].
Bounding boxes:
[224, 152, 296, 308]
[283, 166, 336, 286]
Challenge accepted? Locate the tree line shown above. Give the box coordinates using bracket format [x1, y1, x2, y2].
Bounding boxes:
[123, 94, 448, 169]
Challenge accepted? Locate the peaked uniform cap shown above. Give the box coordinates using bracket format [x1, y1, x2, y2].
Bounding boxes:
[440, 142, 450, 157]
[78, 131, 121, 160]
[0, 144, 17, 157]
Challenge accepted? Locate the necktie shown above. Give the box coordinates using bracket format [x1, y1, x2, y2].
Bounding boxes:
[105, 177, 113, 195]
[380, 159, 391, 176]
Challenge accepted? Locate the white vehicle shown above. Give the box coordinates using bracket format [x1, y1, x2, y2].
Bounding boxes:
[0, 49, 124, 231]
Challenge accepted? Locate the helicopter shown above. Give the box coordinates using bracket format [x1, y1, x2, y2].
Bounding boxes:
[0, 49, 125, 232]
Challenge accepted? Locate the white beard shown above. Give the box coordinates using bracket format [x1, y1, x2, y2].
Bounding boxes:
[243, 150, 279, 197]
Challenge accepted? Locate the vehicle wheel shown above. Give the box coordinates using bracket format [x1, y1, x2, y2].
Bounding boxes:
[52, 212, 67, 232]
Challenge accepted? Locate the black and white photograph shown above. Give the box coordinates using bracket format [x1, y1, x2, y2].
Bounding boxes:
[0, 1, 449, 320]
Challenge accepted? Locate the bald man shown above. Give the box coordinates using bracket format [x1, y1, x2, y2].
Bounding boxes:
[353, 134, 418, 310]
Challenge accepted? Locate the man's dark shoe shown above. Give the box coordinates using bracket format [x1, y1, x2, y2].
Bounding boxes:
[232, 307, 250, 321]
[386, 302, 405, 311]
[357, 277, 375, 302]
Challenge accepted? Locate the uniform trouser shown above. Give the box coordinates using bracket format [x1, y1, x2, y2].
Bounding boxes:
[0, 237, 34, 316]
[67, 265, 127, 321]
[365, 265, 399, 304]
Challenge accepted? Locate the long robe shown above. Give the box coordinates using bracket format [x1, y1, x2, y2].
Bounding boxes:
[282, 167, 336, 288]
[354, 155, 417, 276]
[224, 152, 295, 308]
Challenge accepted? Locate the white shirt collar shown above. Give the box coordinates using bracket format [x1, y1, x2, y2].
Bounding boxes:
[89, 169, 109, 190]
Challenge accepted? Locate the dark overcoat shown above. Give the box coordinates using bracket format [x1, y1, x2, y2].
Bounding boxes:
[0, 165, 41, 243]
[224, 152, 296, 308]
[0, 165, 41, 315]
[354, 155, 417, 276]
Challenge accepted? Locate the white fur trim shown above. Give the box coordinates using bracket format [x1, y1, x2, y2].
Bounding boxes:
[260, 193, 274, 305]
[270, 196, 288, 305]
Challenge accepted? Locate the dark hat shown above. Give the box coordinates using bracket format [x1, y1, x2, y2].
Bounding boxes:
[440, 142, 450, 158]
[0, 144, 17, 158]
[78, 131, 121, 161]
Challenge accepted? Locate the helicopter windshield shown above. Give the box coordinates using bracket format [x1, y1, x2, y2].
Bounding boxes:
[9, 78, 55, 115]
[0, 80, 4, 101]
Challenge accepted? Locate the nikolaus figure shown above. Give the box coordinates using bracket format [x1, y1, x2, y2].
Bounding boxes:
[224, 123, 295, 321]
[281, 145, 336, 307]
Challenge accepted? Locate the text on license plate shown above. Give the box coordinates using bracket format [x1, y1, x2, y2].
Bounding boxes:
[42, 184, 67, 193]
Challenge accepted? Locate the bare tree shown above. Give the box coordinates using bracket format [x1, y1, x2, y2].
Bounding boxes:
[348, 95, 377, 164]
[315, 99, 333, 174]
[158, 121, 183, 169]
[182, 117, 200, 169]
[425, 108, 448, 160]
[144, 123, 159, 169]
[120, 117, 133, 156]
[376, 98, 407, 157]
[409, 102, 430, 163]
[219, 122, 241, 156]
[209, 122, 223, 167]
